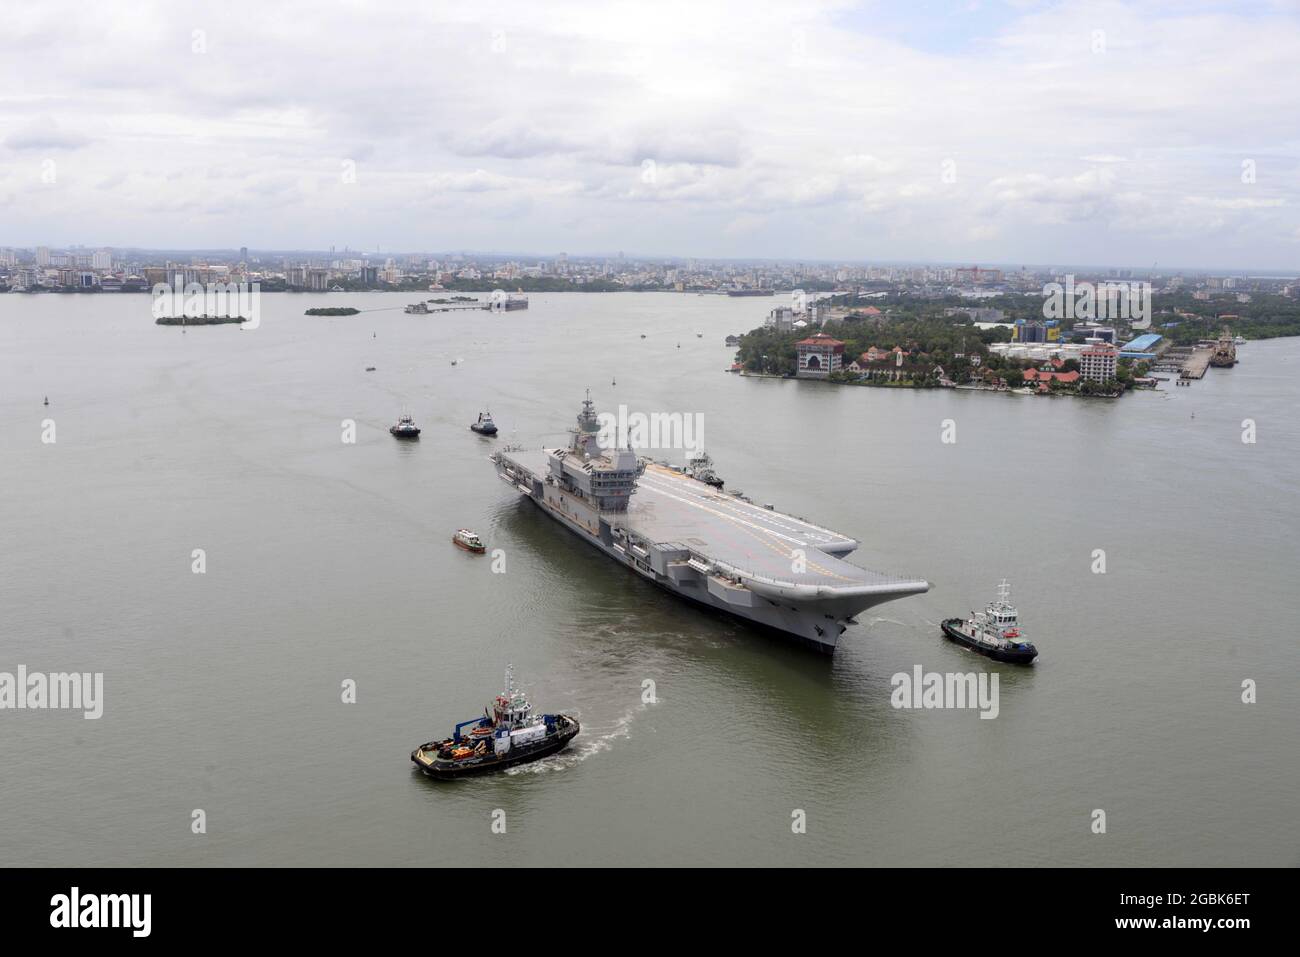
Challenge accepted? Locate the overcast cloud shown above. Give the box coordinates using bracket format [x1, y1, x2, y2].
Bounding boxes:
[1, 0, 1298, 268]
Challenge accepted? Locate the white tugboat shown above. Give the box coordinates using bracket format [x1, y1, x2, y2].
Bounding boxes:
[470, 411, 498, 436]
[389, 411, 421, 438]
[941, 579, 1038, 664]
[411, 666, 580, 779]
[451, 528, 486, 554]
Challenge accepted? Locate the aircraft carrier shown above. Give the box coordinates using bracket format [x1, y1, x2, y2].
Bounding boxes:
[492, 394, 929, 653]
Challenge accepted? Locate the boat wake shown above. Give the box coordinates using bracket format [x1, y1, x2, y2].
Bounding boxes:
[505, 702, 650, 775]
[865, 615, 909, 629]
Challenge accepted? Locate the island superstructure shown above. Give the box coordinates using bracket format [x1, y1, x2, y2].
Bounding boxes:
[492, 393, 929, 653]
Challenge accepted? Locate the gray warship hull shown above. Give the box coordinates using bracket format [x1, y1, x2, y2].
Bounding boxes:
[493, 451, 928, 653]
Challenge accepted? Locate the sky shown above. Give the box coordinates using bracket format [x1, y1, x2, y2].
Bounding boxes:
[1, 0, 1298, 270]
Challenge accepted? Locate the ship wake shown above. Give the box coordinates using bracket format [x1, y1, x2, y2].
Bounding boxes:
[504, 702, 650, 775]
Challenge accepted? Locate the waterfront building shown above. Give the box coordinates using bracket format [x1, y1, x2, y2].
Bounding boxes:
[795, 333, 845, 378]
[1023, 368, 1081, 391]
[1080, 344, 1119, 382]
[1117, 333, 1164, 360]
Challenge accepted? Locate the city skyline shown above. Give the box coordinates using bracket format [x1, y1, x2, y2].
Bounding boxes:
[2, 1, 1299, 269]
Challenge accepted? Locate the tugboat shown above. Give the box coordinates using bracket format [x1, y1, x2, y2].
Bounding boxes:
[470, 411, 498, 436]
[389, 412, 421, 438]
[411, 667, 580, 779]
[685, 449, 724, 489]
[941, 580, 1038, 664]
[452, 528, 486, 553]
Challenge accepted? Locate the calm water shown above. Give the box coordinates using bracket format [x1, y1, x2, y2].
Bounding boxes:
[1, 291, 1297, 866]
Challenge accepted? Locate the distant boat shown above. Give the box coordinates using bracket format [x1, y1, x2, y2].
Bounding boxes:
[390, 412, 421, 438]
[451, 359, 458, 366]
[43, 396, 48, 406]
[696, 333, 703, 338]
[470, 411, 498, 436]
[640, 334, 646, 339]
[452, 528, 486, 554]
[685, 449, 724, 489]
[365, 366, 376, 372]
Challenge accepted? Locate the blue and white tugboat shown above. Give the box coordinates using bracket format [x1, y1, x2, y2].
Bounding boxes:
[389, 411, 421, 438]
[470, 411, 498, 436]
[941, 580, 1038, 664]
[411, 667, 580, 779]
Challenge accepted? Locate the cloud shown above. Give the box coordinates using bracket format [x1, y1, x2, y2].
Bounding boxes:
[0, 0, 1297, 267]
[4, 115, 92, 151]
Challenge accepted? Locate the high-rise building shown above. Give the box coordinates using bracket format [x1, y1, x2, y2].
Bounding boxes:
[92, 249, 112, 270]
[36, 246, 51, 267]
[1080, 344, 1119, 382]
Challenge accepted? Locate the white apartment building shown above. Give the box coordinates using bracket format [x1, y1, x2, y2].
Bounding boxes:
[1080, 344, 1119, 382]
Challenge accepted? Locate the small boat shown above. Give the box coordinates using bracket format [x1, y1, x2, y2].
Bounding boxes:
[696, 333, 703, 338]
[470, 411, 498, 436]
[685, 449, 724, 488]
[452, 528, 486, 553]
[365, 366, 376, 372]
[941, 579, 1038, 664]
[411, 667, 579, 779]
[390, 412, 420, 438]
[43, 396, 48, 406]
[640, 334, 646, 339]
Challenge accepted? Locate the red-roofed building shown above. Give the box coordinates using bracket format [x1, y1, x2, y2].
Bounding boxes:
[1023, 368, 1080, 385]
[796, 333, 845, 378]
